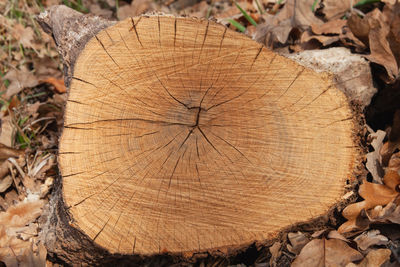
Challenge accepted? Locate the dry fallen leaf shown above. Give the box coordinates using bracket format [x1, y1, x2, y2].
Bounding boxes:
[4, 189, 19, 207]
[289, 0, 323, 30]
[287, 231, 309, 254]
[311, 19, 347, 35]
[40, 77, 66, 93]
[381, 110, 400, 166]
[0, 175, 13, 193]
[0, 198, 44, 227]
[12, 24, 35, 49]
[186, 1, 209, 18]
[0, 144, 24, 161]
[301, 30, 340, 47]
[339, 179, 399, 233]
[255, 0, 323, 47]
[312, 229, 328, 238]
[366, 196, 400, 224]
[33, 56, 61, 81]
[255, 15, 293, 47]
[40, 177, 53, 198]
[0, 116, 16, 147]
[89, 4, 113, 18]
[2, 95, 21, 117]
[327, 230, 349, 242]
[17, 243, 47, 267]
[366, 130, 386, 183]
[6, 222, 37, 242]
[346, 248, 391, 267]
[0, 198, 44, 264]
[291, 238, 363, 267]
[322, 0, 353, 20]
[364, 8, 398, 83]
[117, 0, 154, 19]
[384, 3, 400, 80]
[269, 241, 281, 267]
[3, 68, 39, 99]
[347, 13, 370, 46]
[354, 230, 389, 251]
[348, 4, 400, 83]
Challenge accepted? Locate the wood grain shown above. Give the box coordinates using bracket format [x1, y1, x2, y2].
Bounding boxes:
[59, 16, 358, 255]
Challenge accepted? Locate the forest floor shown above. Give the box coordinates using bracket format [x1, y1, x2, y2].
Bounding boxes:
[1, 0, 400, 266]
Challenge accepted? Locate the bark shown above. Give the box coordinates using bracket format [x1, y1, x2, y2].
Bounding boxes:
[36, 5, 115, 88]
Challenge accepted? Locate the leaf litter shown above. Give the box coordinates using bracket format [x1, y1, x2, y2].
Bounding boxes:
[1, 0, 400, 266]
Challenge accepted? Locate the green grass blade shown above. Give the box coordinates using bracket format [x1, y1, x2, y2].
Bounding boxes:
[234, 1, 257, 27]
[311, 0, 319, 11]
[228, 19, 246, 32]
[254, 0, 264, 14]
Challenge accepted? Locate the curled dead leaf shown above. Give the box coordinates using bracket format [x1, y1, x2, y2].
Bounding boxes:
[287, 231, 309, 254]
[339, 179, 399, 234]
[366, 130, 386, 183]
[0, 198, 44, 228]
[12, 24, 35, 49]
[17, 243, 47, 267]
[0, 175, 12, 193]
[346, 248, 391, 267]
[255, 0, 323, 47]
[380, 110, 400, 166]
[0, 116, 16, 147]
[0, 144, 24, 161]
[3, 68, 39, 99]
[348, 4, 400, 83]
[327, 230, 349, 242]
[301, 30, 340, 47]
[322, 0, 353, 20]
[0, 198, 45, 264]
[117, 0, 155, 19]
[269, 241, 281, 267]
[348, 13, 370, 47]
[40, 77, 66, 93]
[291, 238, 363, 267]
[354, 230, 389, 251]
[365, 9, 398, 82]
[366, 196, 400, 224]
[311, 19, 347, 35]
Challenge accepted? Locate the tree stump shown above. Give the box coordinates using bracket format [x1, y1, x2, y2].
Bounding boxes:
[38, 6, 363, 265]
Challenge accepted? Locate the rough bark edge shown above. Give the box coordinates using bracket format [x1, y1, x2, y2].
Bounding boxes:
[36, 5, 369, 266]
[36, 5, 116, 88]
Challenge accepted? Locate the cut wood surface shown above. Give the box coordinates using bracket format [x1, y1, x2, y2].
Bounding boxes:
[58, 15, 359, 256]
